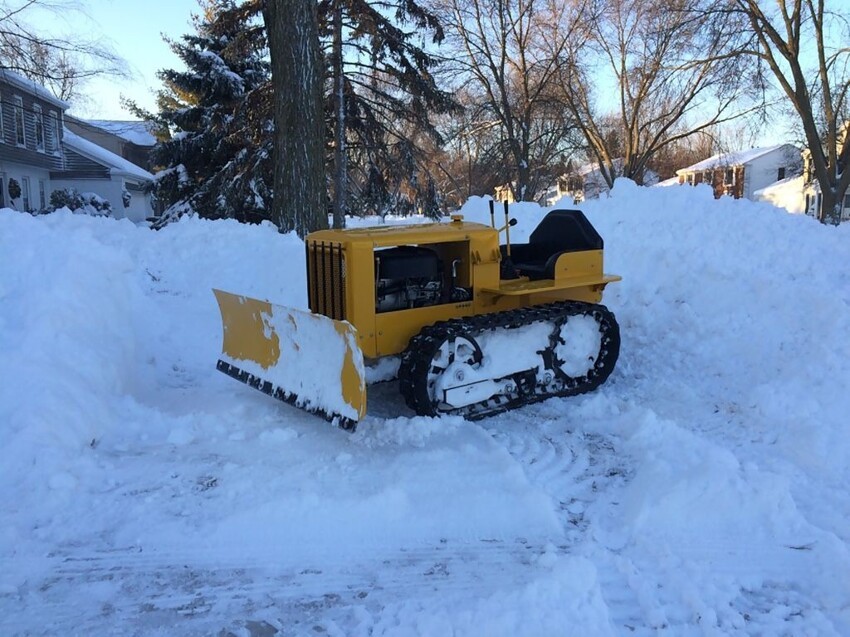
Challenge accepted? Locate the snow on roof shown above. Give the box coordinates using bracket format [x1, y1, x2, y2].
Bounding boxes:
[83, 120, 158, 146]
[654, 176, 681, 187]
[62, 128, 154, 182]
[0, 68, 69, 110]
[572, 158, 623, 177]
[677, 145, 792, 174]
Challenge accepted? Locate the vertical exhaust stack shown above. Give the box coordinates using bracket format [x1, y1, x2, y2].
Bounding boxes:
[499, 200, 520, 280]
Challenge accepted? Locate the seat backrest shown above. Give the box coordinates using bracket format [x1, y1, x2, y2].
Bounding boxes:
[529, 209, 603, 252]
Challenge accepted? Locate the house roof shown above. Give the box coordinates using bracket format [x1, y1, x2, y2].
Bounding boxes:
[0, 69, 69, 110]
[80, 119, 158, 146]
[677, 144, 792, 174]
[654, 176, 681, 187]
[62, 128, 154, 182]
[568, 158, 624, 177]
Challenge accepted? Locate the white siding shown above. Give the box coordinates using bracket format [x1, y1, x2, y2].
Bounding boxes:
[742, 147, 800, 199]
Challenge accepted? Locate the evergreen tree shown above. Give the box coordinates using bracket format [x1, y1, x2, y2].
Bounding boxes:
[133, 0, 271, 225]
[143, 0, 454, 230]
[318, 0, 459, 220]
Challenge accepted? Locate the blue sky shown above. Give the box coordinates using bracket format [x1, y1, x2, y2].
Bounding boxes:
[31, 0, 795, 148]
[66, 0, 201, 119]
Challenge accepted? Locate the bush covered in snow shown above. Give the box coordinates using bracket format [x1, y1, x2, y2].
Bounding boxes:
[48, 188, 112, 217]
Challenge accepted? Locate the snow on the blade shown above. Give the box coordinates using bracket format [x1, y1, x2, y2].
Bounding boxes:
[218, 302, 366, 421]
[2, 179, 850, 635]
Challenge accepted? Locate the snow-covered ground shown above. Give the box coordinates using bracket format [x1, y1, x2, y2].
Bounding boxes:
[2, 181, 849, 636]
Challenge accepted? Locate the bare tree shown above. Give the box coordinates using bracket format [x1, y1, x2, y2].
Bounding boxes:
[0, 1, 124, 103]
[424, 87, 505, 206]
[431, 0, 582, 202]
[263, 0, 328, 236]
[558, 0, 758, 188]
[734, 0, 850, 224]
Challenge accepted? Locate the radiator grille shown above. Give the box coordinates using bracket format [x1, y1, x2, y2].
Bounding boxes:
[306, 240, 346, 321]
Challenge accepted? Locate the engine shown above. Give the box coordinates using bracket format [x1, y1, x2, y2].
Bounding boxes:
[375, 246, 443, 313]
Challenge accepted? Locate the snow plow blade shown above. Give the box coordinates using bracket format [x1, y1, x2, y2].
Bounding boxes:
[213, 289, 366, 429]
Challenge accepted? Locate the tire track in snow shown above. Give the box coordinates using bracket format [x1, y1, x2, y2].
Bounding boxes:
[482, 403, 651, 635]
[0, 538, 556, 636]
[484, 400, 846, 636]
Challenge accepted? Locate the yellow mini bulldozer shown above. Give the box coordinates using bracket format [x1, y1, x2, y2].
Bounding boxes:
[213, 203, 621, 429]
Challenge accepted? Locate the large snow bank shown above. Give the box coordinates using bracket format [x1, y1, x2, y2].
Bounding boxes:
[2, 184, 849, 635]
[754, 175, 806, 214]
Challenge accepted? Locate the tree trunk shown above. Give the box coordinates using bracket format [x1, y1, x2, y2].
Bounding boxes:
[263, 0, 327, 236]
[820, 188, 840, 226]
[331, 0, 346, 229]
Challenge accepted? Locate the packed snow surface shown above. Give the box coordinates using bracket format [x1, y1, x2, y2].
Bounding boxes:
[2, 180, 850, 635]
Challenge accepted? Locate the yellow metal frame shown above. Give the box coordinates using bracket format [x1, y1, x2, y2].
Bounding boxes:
[307, 215, 620, 360]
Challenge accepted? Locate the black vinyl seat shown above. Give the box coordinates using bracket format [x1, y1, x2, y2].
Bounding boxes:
[501, 209, 603, 280]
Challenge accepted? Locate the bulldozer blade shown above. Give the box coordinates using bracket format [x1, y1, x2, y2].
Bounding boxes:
[213, 289, 367, 429]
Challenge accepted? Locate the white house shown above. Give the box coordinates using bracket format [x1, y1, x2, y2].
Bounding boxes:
[557, 161, 620, 204]
[0, 69, 67, 211]
[676, 144, 801, 201]
[51, 128, 155, 223]
[539, 160, 659, 206]
[0, 69, 154, 221]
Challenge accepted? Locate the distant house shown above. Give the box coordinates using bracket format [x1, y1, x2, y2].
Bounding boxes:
[64, 115, 157, 171]
[493, 183, 515, 204]
[676, 144, 800, 201]
[545, 162, 617, 205]
[54, 128, 155, 223]
[0, 69, 154, 221]
[540, 159, 658, 206]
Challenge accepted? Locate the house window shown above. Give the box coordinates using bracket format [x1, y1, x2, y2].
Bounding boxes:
[687, 174, 695, 185]
[14, 96, 25, 146]
[47, 110, 60, 153]
[724, 168, 734, 186]
[0, 174, 5, 207]
[33, 105, 44, 152]
[844, 194, 850, 209]
[21, 177, 31, 211]
[0, 93, 4, 144]
[778, 167, 786, 180]
[38, 180, 46, 210]
[703, 171, 712, 184]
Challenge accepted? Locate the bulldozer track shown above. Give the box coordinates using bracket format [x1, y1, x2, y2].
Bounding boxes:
[398, 301, 620, 420]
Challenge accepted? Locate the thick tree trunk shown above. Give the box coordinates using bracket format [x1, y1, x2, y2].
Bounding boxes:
[263, 0, 327, 236]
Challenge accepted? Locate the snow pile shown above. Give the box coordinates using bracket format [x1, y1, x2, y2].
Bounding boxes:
[755, 175, 807, 214]
[1, 183, 849, 635]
